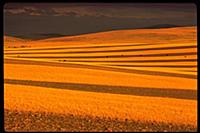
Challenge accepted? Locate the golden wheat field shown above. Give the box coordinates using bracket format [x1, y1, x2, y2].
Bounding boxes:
[4, 26, 197, 132]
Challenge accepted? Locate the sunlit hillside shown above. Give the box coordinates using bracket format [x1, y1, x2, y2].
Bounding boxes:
[4, 26, 197, 132]
[4, 26, 196, 48]
[4, 36, 31, 48]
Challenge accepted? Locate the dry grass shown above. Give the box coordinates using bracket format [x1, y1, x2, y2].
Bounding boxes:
[4, 109, 197, 132]
[4, 63, 197, 90]
[4, 26, 196, 48]
[4, 26, 197, 131]
[4, 83, 197, 126]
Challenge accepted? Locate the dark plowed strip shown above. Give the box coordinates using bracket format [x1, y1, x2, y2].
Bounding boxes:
[4, 45, 196, 54]
[4, 43, 156, 51]
[4, 109, 197, 132]
[107, 65, 197, 68]
[6, 52, 197, 58]
[4, 59, 197, 79]
[179, 70, 197, 72]
[57, 59, 197, 63]
[4, 79, 197, 100]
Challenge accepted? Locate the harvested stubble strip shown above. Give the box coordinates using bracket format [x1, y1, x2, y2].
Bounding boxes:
[4, 109, 197, 132]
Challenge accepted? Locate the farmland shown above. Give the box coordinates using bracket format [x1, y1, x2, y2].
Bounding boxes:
[4, 26, 197, 131]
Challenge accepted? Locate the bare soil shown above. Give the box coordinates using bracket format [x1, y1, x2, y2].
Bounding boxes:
[4, 109, 197, 132]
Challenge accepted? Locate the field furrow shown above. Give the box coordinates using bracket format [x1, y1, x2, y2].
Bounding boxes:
[4, 26, 197, 131]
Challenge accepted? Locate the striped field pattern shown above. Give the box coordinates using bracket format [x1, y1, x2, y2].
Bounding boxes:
[4, 42, 197, 78]
[4, 26, 197, 131]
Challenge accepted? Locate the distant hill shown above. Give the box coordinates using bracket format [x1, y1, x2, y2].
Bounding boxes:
[4, 24, 194, 40]
[4, 36, 31, 48]
[4, 36, 27, 43]
[36, 26, 196, 44]
[144, 24, 181, 29]
[4, 26, 197, 48]
[18, 33, 67, 40]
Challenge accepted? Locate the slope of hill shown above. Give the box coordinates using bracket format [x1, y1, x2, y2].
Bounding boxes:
[4, 26, 197, 131]
[33, 26, 196, 46]
[4, 26, 196, 48]
[4, 36, 31, 48]
[143, 24, 180, 29]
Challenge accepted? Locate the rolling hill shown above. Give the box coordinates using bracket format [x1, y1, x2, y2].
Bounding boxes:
[4, 26, 197, 131]
[4, 26, 197, 48]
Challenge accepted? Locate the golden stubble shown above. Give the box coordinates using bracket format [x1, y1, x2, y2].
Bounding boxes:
[4, 84, 197, 127]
